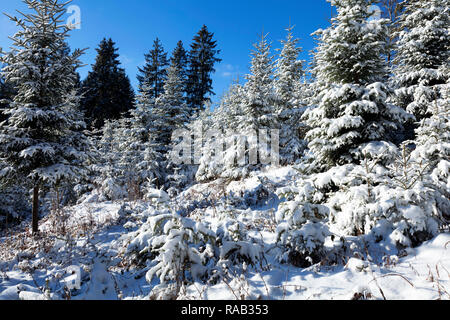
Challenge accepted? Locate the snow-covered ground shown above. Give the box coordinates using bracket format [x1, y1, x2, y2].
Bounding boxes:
[0, 167, 449, 300]
[197, 233, 450, 300]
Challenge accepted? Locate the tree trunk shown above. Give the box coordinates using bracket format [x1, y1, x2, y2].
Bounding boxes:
[32, 185, 39, 234]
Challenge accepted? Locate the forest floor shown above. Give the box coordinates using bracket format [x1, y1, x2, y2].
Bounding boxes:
[0, 166, 449, 300]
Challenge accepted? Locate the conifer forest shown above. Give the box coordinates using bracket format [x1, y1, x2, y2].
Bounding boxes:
[0, 0, 449, 302]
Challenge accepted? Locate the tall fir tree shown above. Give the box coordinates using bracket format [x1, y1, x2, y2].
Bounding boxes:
[196, 34, 279, 182]
[151, 61, 190, 160]
[137, 38, 169, 97]
[162, 62, 193, 190]
[121, 58, 191, 190]
[240, 33, 279, 169]
[274, 25, 304, 106]
[274, 25, 308, 164]
[242, 33, 277, 131]
[303, 0, 410, 170]
[393, 0, 449, 123]
[0, 0, 90, 234]
[170, 40, 188, 101]
[186, 25, 222, 116]
[81, 38, 135, 129]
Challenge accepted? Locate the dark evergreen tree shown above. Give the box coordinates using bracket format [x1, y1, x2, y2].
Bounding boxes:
[170, 40, 188, 99]
[171, 41, 188, 71]
[80, 38, 135, 129]
[137, 38, 169, 98]
[186, 25, 222, 116]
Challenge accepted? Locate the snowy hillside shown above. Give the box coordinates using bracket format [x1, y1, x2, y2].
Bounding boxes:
[1, 167, 448, 300]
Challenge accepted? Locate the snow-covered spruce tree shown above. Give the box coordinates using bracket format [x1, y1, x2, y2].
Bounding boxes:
[414, 83, 450, 174]
[393, 0, 449, 123]
[197, 35, 282, 182]
[377, 142, 440, 247]
[91, 119, 126, 200]
[80, 38, 135, 129]
[125, 208, 263, 295]
[274, 25, 304, 108]
[195, 82, 246, 182]
[290, 137, 446, 248]
[217, 82, 247, 132]
[276, 182, 331, 267]
[0, 0, 89, 234]
[275, 0, 414, 264]
[276, 138, 439, 252]
[153, 64, 190, 155]
[221, 34, 279, 180]
[412, 82, 450, 223]
[125, 86, 165, 193]
[329, 81, 448, 246]
[0, 68, 27, 226]
[283, 115, 447, 249]
[241, 33, 278, 133]
[146, 60, 191, 191]
[186, 25, 222, 117]
[93, 87, 165, 200]
[303, 0, 409, 170]
[117, 117, 163, 200]
[167, 107, 213, 194]
[274, 25, 308, 165]
[131, 213, 217, 289]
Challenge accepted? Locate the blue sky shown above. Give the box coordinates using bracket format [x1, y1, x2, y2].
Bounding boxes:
[0, 0, 334, 105]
